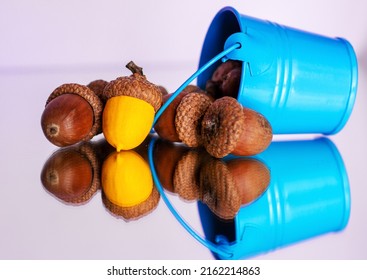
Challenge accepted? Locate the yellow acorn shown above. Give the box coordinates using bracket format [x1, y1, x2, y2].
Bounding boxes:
[103, 61, 162, 151]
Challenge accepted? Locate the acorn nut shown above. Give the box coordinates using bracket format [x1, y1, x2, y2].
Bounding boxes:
[175, 92, 213, 147]
[206, 60, 242, 99]
[201, 96, 273, 158]
[154, 85, 205, 142]
[41, 82, 107, 147]
[102, 61, 163, 151]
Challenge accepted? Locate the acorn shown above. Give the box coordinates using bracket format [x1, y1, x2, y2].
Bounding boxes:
[40, 142, 100, 204]
[201, 96, 273, 158]
[154, 85, 205, 142]
[86, 79, 109, 105]
[102, 61, 162, 151]
[175, 92, 213, 147]
[206, 60, 242, 99]
[41, 81, 107, 147]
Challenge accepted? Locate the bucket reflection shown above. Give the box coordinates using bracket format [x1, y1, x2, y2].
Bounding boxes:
[199, 137, 350, 259]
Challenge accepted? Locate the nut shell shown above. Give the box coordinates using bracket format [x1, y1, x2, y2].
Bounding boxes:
[232, 107, 273, 156]
[46, 83, 103, 142]
[154, 91, 189, 142]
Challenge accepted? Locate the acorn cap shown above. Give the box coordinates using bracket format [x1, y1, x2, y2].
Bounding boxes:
[102, 186, 160, 221]
[46, 83, 103, 142]
[175, 92, 213, 147]
[103, 62, 162, 112]
[201, 96, 245, 158]
[199, 157, 241, 220]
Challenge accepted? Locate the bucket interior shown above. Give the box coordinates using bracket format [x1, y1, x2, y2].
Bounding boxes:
[197, 8, 241, 91]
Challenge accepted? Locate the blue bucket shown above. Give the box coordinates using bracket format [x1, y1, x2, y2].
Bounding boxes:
[198, 7, 358, 134]
[198, 138, 351, 259]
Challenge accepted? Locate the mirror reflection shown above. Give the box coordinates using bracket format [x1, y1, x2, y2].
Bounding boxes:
[153, 139, 270, 220]
[40, 137, 161, 221]
[41, 134, 270, 222]
[198, 138, 351, 259]
[40, 135, 350, 259]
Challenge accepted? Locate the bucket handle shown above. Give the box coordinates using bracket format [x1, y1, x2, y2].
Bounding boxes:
[153, 42, 241, 126]
[224, 31, 274, 76]
[149, 44, 246, 258]
[148, 137, 234, 258]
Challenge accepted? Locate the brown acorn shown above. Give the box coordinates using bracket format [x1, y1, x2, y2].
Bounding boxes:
[154, 85, 205, 142]
[175, 92, 213, 147]
[86, 79, 109, 104]
[220, 67, 242, 98]
[41, 81, 107, 147]
[40, 142, 100, 204]
[201, 97, 272, 158]
[206, 60, 242, 99]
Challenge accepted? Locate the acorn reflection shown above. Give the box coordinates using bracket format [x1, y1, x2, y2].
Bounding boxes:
[40, 141, 102, 204]
[152, 138, 190, 193]
[40, 135, 161, 221]
[200, 157, 270, 220]
[101, 149, 160, 221]
[153, 139, 270, 220]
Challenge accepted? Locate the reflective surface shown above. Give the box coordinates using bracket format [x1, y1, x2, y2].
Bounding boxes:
[1, 58, 366, 259]
[1, 1, 367, 260]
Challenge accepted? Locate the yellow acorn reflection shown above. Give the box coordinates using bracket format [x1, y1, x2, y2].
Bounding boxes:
[101, 149, 159, 220]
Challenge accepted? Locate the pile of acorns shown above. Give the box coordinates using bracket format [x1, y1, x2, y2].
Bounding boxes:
[41, 60, 272, 158]
[155, 60, 272, 158]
